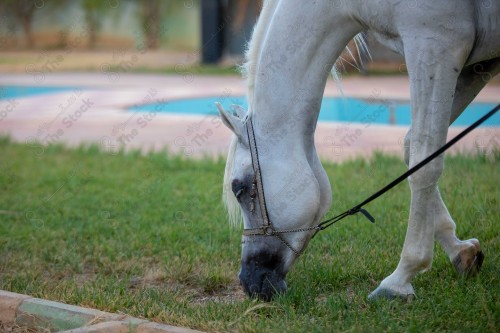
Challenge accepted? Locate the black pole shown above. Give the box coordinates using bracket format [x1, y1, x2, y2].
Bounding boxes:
[201, 0, 223, 64]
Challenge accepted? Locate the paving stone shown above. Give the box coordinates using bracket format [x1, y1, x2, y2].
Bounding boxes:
[16, 298, 113, 332]
[136, 322, 204, 333]
[0, 290, 32, 324]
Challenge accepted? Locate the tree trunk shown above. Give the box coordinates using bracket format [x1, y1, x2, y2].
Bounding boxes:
[14, 0, 36, 49]
[21, 15, 34, 49]
[142, 0, 160, 50]
[87, 15, 98, 49]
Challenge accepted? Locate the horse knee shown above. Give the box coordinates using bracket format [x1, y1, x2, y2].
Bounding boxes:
[408, 156, 444, 189]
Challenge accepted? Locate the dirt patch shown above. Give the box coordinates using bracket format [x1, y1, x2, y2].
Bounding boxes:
[127, 272, 246, 305]
[191, 284, 247, 305]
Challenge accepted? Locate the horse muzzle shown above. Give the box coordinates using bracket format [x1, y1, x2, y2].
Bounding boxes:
[238, 240, 288, 301]
[239, 264, 287, 301]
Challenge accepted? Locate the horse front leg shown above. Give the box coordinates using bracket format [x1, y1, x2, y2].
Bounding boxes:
[430, 60, 499, 276]
[369, 38, 473, 300]
[401, 59, 498, 278]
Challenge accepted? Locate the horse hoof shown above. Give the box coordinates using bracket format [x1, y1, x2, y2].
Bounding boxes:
[368, 286, 415, 302]
[453, 249, 484, 277]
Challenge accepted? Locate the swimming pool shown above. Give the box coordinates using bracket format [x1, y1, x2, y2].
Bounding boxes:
[0, 85, 77, 99]
[130, 96, 499, 127]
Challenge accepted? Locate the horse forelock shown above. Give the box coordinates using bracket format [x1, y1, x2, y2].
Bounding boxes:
[223, 135, 243, 227]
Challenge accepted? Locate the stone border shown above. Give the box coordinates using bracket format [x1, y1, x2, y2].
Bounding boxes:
[0, 290, 203, 333]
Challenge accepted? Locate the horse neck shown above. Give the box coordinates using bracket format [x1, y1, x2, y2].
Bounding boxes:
[250, 2, 362, 155]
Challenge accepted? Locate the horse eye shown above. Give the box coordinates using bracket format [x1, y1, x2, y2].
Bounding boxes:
[231, 180, 246, 199]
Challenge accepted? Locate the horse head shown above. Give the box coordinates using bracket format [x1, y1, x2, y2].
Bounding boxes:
[218, 103, 332, 301]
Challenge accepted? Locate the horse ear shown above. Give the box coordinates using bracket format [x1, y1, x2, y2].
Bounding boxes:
[231, 104, 247, 118]
[216, 102, 245, 138]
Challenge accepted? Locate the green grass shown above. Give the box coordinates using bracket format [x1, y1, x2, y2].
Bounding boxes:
[0, 137, 498, 332]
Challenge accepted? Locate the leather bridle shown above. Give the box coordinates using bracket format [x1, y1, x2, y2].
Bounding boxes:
[242, 118, 320, 256]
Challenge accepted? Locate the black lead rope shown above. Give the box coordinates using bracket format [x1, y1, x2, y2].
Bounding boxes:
[314, 103, 500, 234]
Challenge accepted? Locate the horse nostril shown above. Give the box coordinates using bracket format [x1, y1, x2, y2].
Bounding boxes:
[249, 284, 260, 295]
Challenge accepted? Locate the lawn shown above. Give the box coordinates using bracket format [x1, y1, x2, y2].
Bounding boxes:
[0, 137, 498, 332]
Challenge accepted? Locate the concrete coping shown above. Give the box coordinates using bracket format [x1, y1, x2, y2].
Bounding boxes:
[0, 290, 203, 333]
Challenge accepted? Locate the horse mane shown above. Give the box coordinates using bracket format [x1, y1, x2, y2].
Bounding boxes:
[223, 0, 279, 227]
[223, 1, 370, 227]
[239, 0, 280, 112]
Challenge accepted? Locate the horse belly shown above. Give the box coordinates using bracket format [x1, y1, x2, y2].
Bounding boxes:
[466, 1, 500, 65]
[369, 31, 404, 57]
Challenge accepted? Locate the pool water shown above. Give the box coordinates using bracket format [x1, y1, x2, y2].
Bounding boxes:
[130, 96, 499, 127]
[0, 86, 77, 99]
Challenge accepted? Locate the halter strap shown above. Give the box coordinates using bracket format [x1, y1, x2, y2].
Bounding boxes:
[243, 119, 307, 256]
[245, 119, 271, 230]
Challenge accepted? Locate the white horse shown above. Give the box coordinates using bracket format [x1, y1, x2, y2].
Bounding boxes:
[218, 0, 499, 301]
